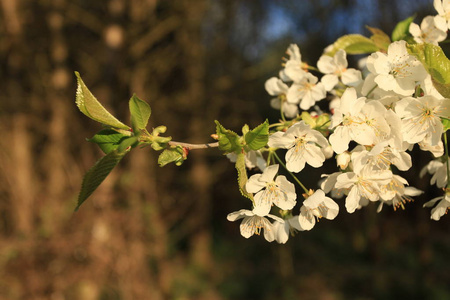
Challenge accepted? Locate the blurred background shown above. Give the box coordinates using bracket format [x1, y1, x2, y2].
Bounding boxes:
[1, 0, 449, 299]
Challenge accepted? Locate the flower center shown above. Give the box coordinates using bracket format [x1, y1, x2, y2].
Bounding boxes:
[242, 216, 271, 236]
[261, 182, 281, 205]
[298, 82, 314, 92]
[357, 178, 377, 198]
[417, 104, 438, 125]
[293, 136, 306, 153]
[445, 11, 450, 20]
[342, 115, 364, 127]
[372, 148, 393, 169]
[307, 204, 328, 219]
[342, 115, 353, 126]
[389, 55, 412, 78]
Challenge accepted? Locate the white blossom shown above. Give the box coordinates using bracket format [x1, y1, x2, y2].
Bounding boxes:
[434, 0, 450, 31]
[421, 74, 444, 99]
[409, 16, 447, 45]
[298, 189, 339, 230]
[329, 88, 385, 154]
[320, 172, 346, 199]
[227, 209, 284, 241]
[395, 95, 450, 145]
[265, 77, 299, 118]
[423, 192, 450, 220]
[366, 41, 427, 96]
[268, 121, 329, 172]
[246, 164, 297, 216]
[335, 161, 393, 213]
[269, 216, 303, 244]
[419, 137, 445, 157]
[281, 44, 307, 82]
[317, 49, 362, 91]
[227, 150, 266, 171]
[420, 158, 448, 188]
[378, 175, 422, 210]
[286, 73, 326, 110]
[351, 142, 412, 172]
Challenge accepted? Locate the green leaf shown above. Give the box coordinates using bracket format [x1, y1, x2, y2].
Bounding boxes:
[151, 136, 172, 151]
[158, 146, 185, 167]
[75, 150, 127, 211]
[325, 34, 379, 56]
[245, 120, 269, 151]
[152, 125, 167, 136]
[442, 118, 450, 132]
[129, 94, 151, 133]
[301, 111, 315, 128]
[367, 26, 391, 51]
[407, 43, 450, 97]
[215, 120, 243, 154]
[242, 124, 250, 136]
[117, 136, 139, 153]
[87, 129, 128, 154]
[316, 114, 331, 130]
[75, 72, 130, 130]
[235, 152, 253, 201]
[301, 111, 331, 131]
[149, 126, 171, 150]
[392, 15, 415, 42]
[430, 78, 450, 99]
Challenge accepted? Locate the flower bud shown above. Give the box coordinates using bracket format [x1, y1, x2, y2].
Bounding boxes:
[322, 145, 334, 159]
[336, 151, 351, 170]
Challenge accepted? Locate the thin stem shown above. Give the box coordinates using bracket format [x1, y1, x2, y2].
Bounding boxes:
[306, 65, 319, 72]
[272, 151, 309, 196]
[280, 99, 287, 122]
[269, 122, 284, 129]
[444, 132, 450, 189]
[366, 85, 377, 98]
[318, 119, 331, 131]
[168, 141, 219, 150]
[266, 150, 273, 166]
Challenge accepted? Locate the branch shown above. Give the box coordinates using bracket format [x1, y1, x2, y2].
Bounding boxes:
[168, 141, 219, 150]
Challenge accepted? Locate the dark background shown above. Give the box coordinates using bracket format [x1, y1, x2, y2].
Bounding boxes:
[1, 0, 449, 299]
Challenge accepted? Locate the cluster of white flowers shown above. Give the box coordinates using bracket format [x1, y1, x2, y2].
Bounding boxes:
[227, 0, 450, 243]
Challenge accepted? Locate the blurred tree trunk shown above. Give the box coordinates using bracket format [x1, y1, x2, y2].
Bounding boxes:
[0, 0, 225, 298]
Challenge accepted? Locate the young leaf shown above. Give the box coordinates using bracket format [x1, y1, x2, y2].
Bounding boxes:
[75, 149, 127, 211]
[75, 72, 130, 130]
[301, 111, 315, 128]
[152, 125, 167, 136]
[442, 118, 450, 132]
[407, 43, 450, 97]
[245, 120, 269, 151]
[149, 126, 172, 150]
[392, 15, 415, 42]
[151, 136, 172, 151]
[367, 26, 391, 51]
[129, 94, 151, 133]
[242, 124, 250, 136]
[316, 113, 331, 131]
[215, 120, 243, 154]
[301, 111, 330, 131]
[117, 136, 139, 153]
[325, 34, 379, 56]
[87, 129, 129, 154]
[235, 152, 253, 201]
[158, 146, 185, 167]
